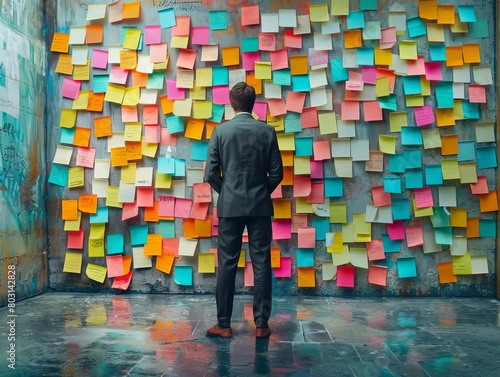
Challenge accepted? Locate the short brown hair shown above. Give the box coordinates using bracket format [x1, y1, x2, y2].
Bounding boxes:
[229, 82, 255, 113]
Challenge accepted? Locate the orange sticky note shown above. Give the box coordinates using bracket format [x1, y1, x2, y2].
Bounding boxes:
[87, 91, 104, 112]
[281, 151, 294, 166]
[289, 55, 308, 75]
[51, 32, 70, 53]
[195, 216, 212, 237]
[185, 118, 205, 140]
[246, 72, 262, 94]
[156, 253, 175, 274]
[368, 265, 388, 286]
[132, 70, 148, 87]
[125, 141, 142, 161]
[450, 207, 467, 227]
[282, 166, 294, 186]
[419, 0, 437, 20]
[183, 218, 197, 239]
[271, 247, 281, 268]
[120, 50, 137, 70]
[144, 234, 162, 256]
[437, 5, 455, 25]
[297, 267, 316, 288]
[446, 46, 463, 67]
[462, 44, 480, 64]
[144, 201, 160, 222]
[440, 134, 458, 155]
[344, 29, 362, 48]
[73, 127, 91, 147]
[466, 217, 480, 238]
[222, 46, 240, 66]
[436, 108, 455, 127]
[62, 199, 78, 220]
[78, 194, 98, 214]
[56, 54, 74, 75]
[479, 191, 498, 212]
[122, 1, 140, 19]
[94, 116, 112, 138]
[438, 261, 457, 284]
[85, 24, 103, 44]
[160, 95, 175, 115]
[110, 146, 128, 167]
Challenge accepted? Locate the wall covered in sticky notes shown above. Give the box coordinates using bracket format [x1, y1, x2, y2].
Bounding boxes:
[46, 0, 497, 297]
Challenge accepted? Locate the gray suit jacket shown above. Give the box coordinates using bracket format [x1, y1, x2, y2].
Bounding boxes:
[205, 113, 283, 218]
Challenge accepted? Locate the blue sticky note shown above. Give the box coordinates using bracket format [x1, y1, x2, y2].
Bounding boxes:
[383, 176, 402, 194]
[430, 207, 450, 228]
[60, 128, 75, 145]
[356, 47, 374, 66]
[476, 146, 497, 169]
[434, 227, 452, 245]
[158, 157, 175, 174]
[360, 0, 377, 11]
[90, 207, 109, 224]
[401, 127, 423, 146]
[191, 141, 208, 161]
[212, 66, 229, 86]
[107, 233, 124, 255]
[402, 76, 422, 95]
[130, 224, 148, 246]
[311, 218, 329, 241]
[462, 100, 480, 119]
[241, 37, 259, 52]
[174, 265, 193, 285]
[468, 18, 489, 39]
[93, 75, 109, 93]
[158, 8, 176, 29]
[147, 72, 165, 90]
[208, 104, 225, 123]
[48, 163, 69, 187]
[173, 158, 186, 177]
[273, 69, 291, 86]
[407, 17, 426, 38]
[397, 257, 417, 278]
[405, 169, 424, 189]
[457, 140, 476, 162]
[209, 10, 227, 30]
[324, 177, 343, 197]
[0, 63, 5, 87]
[435, 82, 454, 109]
[457, 5, 476, 22]
[297, 248, 315, 267]
[295, 137, 313, 156]
[346, 10, 365, 29]
[166, 115, 184, 134]
[388, 154, 405, 173]
[392, 198, 410, 220]
[378, 95, 397, 111]
[479, 219, 496, 237]
[284, 112, 302, 133]
[382, 234, 400, 253]
[403, 149, 422, 169]
[425, 164, 443, 186]
[291, 74, 310, 92]
[429, 44, 446, 62]
[330, 59, 349, 82]
[158, 220, 176, 238]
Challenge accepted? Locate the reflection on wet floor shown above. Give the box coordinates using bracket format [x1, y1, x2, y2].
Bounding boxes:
[1, 293, 500, 376]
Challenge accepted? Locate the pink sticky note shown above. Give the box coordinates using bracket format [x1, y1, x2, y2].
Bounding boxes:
[413, 105, 435, 126]
[362, 66, 377, 84]
[368, 265, 387, 286]
[145, 25, 161, 45]
[272, 219, 292, 240]
[191, 26, 210, 45]
[387, 220, 405, 240]
[407, 56, 426, 76]
[166, 80, 185, 100]
[91, 49, 108, 69]
[363, 101, 383, 122]
[341, 100, 360, 121]
[136, 187, 154, 207]
[174, 197, 192, 218]
[380, 27, 397, 49]
[61, 77, 81, 100]
[253, 101, 267, 120]
[150, 42, 167, 63]
[270, 49, 289, 70]
[76, 146, 96, 168]
[372, 185, 392, 207]
[273, 256, 292, 278]
[160, 128, 177, 146]
[337, 265, 355, 288]
[144, 125, 160, 143]
[109, 66, 129, 85]
[346, 80, 364, 91]
[310, 160, 324, 179]
[177, 48, 197, 69]
[470, 176, 489, 194]
[301, 107, 318, 129]
[107, 255, 125, 278]
[112, 270, 133, 290]
[405, 225, 424, 247]
[268, 98, 286, 116]
[190, 202, 209, 220]
[122, 105, 138, 122]
[242, 51, 260, 71]
[212, 85, 230, 105]
[271, 184, 283, 199]
[244, 261, 254, 287]
[122, 201, 139, 220]
[424, 62, 443, 81]
[414, 187, 434, 208]
[258, 33, 276, 51]
[298, 227, 316, 248]
[67, 229, 84, 249]
[293, 176, 312, 197]
[143, 104, 159, 125]
[313, 140, 331, 161]
[468, 85, 486, 103]
[158, 196, 175, 217]
[286, 91, 306, 113]
[367, 239, 385, 261]
[308, 48, 328, 67]
[306, 181, 324, 204]
[284, 29, 302, 48]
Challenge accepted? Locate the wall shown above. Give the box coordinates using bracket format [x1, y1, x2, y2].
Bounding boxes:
[0, 0, 48, 306]
[46, 0, 496, 297]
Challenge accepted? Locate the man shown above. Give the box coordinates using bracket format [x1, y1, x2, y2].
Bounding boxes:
[204, 82, 283, 338]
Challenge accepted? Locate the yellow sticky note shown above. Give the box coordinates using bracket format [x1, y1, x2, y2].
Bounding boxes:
[327, 232, 344, 253]
[55, 54, 74, 75]
[318, 112, 338, 135]
[192, 101, 213, 119]
[72, 90, 89, 110]
[295, 197, 314, 213]
[267, 114, 284, 132]
[452, 253, 472, 275]
[273, 198, 292, 219]
[106, 186, 123, 208]
[277, 133, 295, 151]
[86, 263, 107, 283]
[105, 83, 125, 104]
[156, 172, 172, 189]
[89, 223, 106, 240]
[198, 253, 216, 273]
[441, 159, 460, 180]
[330, 0, 349, 16]
[189, 83, 206, 100]
[413, 199, 434, 217]
[375, 76, 390, 97]
[64, 212, 82, 231]
[406, 95, 424, 108]
[378, 134, 396, 154]
[238, 249, 246, 268]
[123, 28, 142, 50]
[389, 112, 407, 132]
[60, 108, 77, 128]
[427, 23, 444, 42]
[453, 100, 464, 120]
[374, 45, 392, 66]
[332, 244, 351, 265]
[450, 207, 467, 227]
[141, 139, 158, 158]
[73, 60, 90, 81]
[399, 40, 418, 60]
[68, 167, 85, 188]
[294, 156, 311, 175]
[120, 49, 137, 70]
[123, 86, 140, 106]
[196, 68, 212, 87]
[309, 4, 329, 22]
[459, 162, 478, 184]
[420, 76, 431, 96]
[63, 252, 83, 273]
[124, 122, 142, 142]
[254, 62, 272, 80]
[330, 202, 347, 223]
[88, 238, 105, 257]
[121, 163, 137, 184]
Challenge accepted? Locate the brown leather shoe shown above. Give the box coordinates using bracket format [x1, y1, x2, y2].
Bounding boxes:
[207, 324, 232, 338]
[255, 327, 271, 338]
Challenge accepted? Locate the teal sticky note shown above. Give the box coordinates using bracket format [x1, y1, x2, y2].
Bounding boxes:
[90, 207, 109, 224]
[324, 177, 343, 197]
[212, 66, 229, 86]
[107, 233, 124, 255]
[402, 76, 422, 95]
[405, 169, 423, 189]
[457, 5, 476, 22]
[397, 257, 417, 278]
[191, 141, 208, 161]
[295, 137, 313, 156]
[146, 72, 165, 90]
[166, 115, 184, 134]
[311, 218, 329, 241]
[273, 69, 291, 86]
[425, 164, 443, 185]
[158, 8, 176, 29]
[401, 127, 423, 146]
[356, 47, 374, 66]
[173, 158, 186, 177]
[208, 103, 225, 123]
[403, 149, 422, 169]
[378, 95, 397, 111]
[476, 146, 497, 169]
[382, 234, 400, 253]
[48, 163, 69, 187]
[174, 265, 193, 285]
[392, 198, 410, 220]
[360, 0, 377, 11]
[407, 17, 426, 38]
[479, 219, 496, 237]
[468, 18, 488, 39]
[429, 44, 446, 62]
[60, 128, 75, 144]
[158, 157, 175, 174]
[284, 112, 302, 133]
[209, 10, 227, 30]
[158, 220, 176, 238]
[434, 227, 452, 245]
[435, 81, 454, 109]
[388, 154, 405, 173]
[430, 207, 450, 228]
[291, 74, 310, 92]
[130, 224, 148, 246]
[462, 100, 480, 119]
[93, 74, 109, 93]
[297, 248, 315, 267]
[346, 10, 365, 29]
[457, 140, 476, 162]
[383, 176, 402, 194]
[241, 37, 259, 52]
[330, 59, 349, 82]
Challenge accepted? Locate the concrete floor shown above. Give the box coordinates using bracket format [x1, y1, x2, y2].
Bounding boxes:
[1, 293, 500, 377]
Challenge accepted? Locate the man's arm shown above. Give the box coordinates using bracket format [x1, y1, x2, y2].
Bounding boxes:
[267, 130, 283, 193]
[204, 128, 223, 193]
